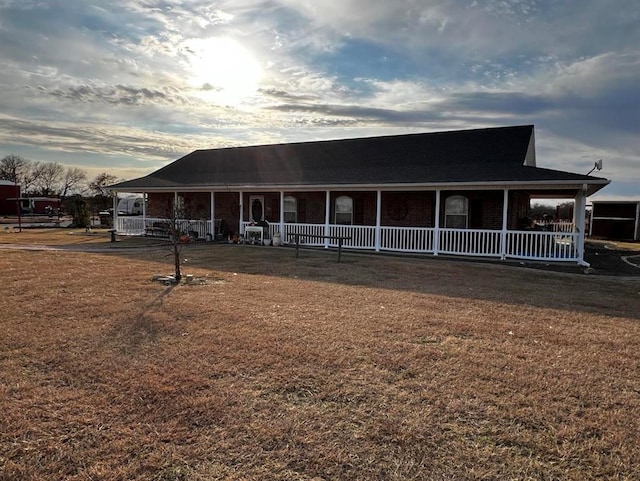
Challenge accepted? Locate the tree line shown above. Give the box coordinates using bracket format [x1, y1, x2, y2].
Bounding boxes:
[1, 154, 120, 225]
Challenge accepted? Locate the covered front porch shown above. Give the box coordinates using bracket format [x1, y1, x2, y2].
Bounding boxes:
[114, 185, 589, 264]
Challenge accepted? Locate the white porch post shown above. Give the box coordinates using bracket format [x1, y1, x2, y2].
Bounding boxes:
[375, 190, 382, 252]
[324, 190, 331, 248]
[280, 191, 285, 237]
[210, 191, 215, 237]
[500, 189, 509, 260]
[142, 192, 147, 234]
[574, 188, 588, 265]
[113, 194, 118, 232]
[239, 191, 244, 234]
[433, 190, 441, 256]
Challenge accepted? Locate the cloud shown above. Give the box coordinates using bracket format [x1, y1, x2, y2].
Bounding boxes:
[0, 0, 638, 198]
[44, 84, 188, 106]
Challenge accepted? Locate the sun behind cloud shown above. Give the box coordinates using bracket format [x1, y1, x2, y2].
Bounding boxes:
[185, 37, 263, 105]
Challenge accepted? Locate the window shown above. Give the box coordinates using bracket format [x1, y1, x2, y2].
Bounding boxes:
[445, 195, 468, 228]
[283, 196, 297, 223]
[335, 195, 353, 225]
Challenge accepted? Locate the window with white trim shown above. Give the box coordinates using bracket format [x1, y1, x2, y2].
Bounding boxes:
[335, 195, 353, 225]
[445, 195, 468, 228]
[283, 196, 297, 223]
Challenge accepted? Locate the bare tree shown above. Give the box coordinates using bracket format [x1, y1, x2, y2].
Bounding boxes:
[89, 172, 119, 198]
[154, 195, 208, 283]
[88, 172, 119, 214]
[0, 154, 29, 183]
[59, 166, 87, 200]
[31, 161, 64, 196]
[1, 156, 88, 200]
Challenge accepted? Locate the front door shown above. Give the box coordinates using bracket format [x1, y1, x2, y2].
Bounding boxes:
[250, 196, 264, 222]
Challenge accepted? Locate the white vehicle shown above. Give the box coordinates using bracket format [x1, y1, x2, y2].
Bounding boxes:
[117, 196, 144, 215]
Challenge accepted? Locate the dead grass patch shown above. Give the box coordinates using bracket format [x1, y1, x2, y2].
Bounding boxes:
[1, 232, 640, 479]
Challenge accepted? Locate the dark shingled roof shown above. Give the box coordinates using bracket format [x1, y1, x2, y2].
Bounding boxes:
[111, 125, 609, 191]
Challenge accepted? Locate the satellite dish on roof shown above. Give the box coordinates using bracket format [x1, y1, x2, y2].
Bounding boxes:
[587, 159, 603, 175]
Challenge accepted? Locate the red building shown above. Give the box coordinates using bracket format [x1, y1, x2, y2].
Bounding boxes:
[0, 180, 21, 215]
[590, 201, 640, 241]
[0, 180, 61, 216]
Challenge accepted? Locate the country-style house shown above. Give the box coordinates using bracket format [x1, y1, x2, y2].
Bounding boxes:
[110, 125, 609, 265]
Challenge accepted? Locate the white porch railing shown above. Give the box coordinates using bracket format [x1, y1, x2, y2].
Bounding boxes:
[439, 228, 503, 257]
[506, 231, 578, 261]
[117, 217, 214, 239]
[380, 226, 434, 252]
[124, 218, 581, 262]
[116, 216, 145, 235]
[329, 225, 376, 249]
[282, 223, 325, 244]
[552, 221, 575, 233]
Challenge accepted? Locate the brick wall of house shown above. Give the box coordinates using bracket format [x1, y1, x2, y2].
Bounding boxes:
[182, 192, 211, 218]
[215, 192, 240, 235]
[147, 189, 533, 232]
[381, 192, 435, 227]
[509, 192, 531, 229]
[146, 193, 173, 217]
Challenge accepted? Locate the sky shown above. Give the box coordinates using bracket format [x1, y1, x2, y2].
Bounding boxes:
[0, 0, 638, 200]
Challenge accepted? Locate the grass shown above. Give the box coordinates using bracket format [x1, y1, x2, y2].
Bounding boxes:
[1, 229, 640, 480]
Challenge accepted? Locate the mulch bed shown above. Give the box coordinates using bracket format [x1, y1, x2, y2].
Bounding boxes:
[513, 242, 640, 277]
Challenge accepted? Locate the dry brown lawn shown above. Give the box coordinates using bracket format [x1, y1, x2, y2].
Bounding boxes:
[1, 229, 640, 480]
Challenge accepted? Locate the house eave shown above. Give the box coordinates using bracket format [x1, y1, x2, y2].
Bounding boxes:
[111, 179, 610, 195]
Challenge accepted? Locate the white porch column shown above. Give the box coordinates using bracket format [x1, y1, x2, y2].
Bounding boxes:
[500, 189, 509, 260]
[375, 190, 382, 252]
[142, 192, 147, 234]
[113, 194, 118, 232]
[239, 191, 244, 234]
[210, 191, 215, 237]
[325, 190, 331, 248]
[280, 191, 285, 237]
[574, 189, 588, 265]
[433, 189, 441, 256]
